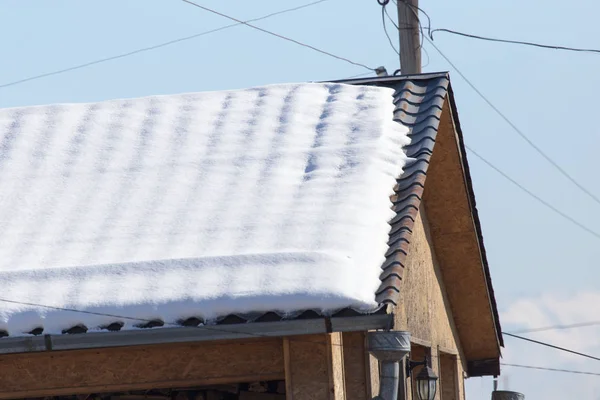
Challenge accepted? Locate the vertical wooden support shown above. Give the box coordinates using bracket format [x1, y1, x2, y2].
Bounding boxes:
[283, 334, 346, 400]
[328, 333, 345, 400]
[439, 351, 459, 400]
[283, 338, 294, 400]
[341, 332, 369, 400]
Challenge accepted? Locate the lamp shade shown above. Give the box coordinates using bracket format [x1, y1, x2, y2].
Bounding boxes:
[415, 366, 438, 400]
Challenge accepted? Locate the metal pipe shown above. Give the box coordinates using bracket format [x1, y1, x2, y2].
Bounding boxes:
[377, 361, 400, 400]
[367, 331, 411, 400]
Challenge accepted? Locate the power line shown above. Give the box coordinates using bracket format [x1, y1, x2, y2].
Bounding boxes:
[0, 297, 366, 350]
[381, 4, 430, 69]
[345, 71, 374, 79]
[5, 294, 600, 368]
[381, 4, 400, 56]
[0, 0, 333, 90]
[503, 332, 600, 362]
[182, 0, 375, 72]
[393, 0, 432, 39]
[502, 363, 600, 377]
[509, 320, 600, 335]
[431, 28, 600, 54]
[466, 145, 600, 240]
[424, 34, 600, 208]
[387, 3, 600, 208]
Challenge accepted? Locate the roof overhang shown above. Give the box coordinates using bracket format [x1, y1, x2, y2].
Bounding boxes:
[425, 84, 502, 376]
[0, 313, 391, 355]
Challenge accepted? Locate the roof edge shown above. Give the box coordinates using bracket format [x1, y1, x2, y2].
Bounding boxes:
[328, 71, 450, 86]
[0, 313, 392, 355]
[445, 82, 504, 348]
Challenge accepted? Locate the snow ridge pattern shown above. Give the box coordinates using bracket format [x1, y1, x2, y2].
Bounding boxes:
[0, 83, 410, 336]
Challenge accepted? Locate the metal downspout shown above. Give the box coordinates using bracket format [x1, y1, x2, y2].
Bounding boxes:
[367, 331, 411, 400]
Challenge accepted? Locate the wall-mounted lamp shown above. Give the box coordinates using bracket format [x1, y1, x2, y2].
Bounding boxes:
[407, 357, 438, 400]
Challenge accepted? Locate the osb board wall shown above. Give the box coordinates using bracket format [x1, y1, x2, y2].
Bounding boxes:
[439, 352, 459, 400]
[422, 101, 500, 361]
[0, 338, 284, 399]
[341, 332, 369, 400]
[285, 333, 345, 400]
[393, 206, 464, 361]
[391, 205, 467, 400]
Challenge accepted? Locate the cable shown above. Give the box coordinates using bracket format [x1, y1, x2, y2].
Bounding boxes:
[509, 320, 600, 335]
[421, 42, 430, 69]
[387, 4, 600, 239]
[382, 4, 400, 56]
[502, 363, 600, 377]
[503, 332, 600, 362]
[0, 296, 370, 350]
[182, 0, 375, 72]
[395, 0, 432, 42]
[425, 35, 600, 207]
[9, 295, 600, 377]
[0, 0, 333, 90]
[466, 145, 600, 240]
[384, 1, 429, 69]
[345, 71, 374, 79]
[431, 28, 600, 54]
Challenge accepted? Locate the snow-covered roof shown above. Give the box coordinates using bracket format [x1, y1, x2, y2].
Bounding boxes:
[0, 82, 410, 336]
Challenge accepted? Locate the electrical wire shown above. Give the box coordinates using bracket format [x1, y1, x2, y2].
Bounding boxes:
[509, 320, 600, 335]
[384, 2, 600, 208]
[502, 363, 600, 377]
[424, 35, 600, 208]
[182, 0, 375, 72]
[431, 28, 600, 54]
[466, 145, 600, 240]
[345, 71, 374, 79]
[383, 0, 429, 69]
[5, 294, 600, 371]
[382, 4, 400, 56]
[0, 297, 350, 348]
[0, 0, 333, 90]
[395, 0, 432, 42]
[503, 332, 600, 362]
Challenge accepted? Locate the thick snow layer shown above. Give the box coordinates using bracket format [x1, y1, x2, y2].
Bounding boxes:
[0, 83, 410, 336]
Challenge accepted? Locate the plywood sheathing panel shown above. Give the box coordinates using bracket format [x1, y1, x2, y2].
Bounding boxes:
[393, 206, 467, 375]
[422, 100, 499, 362]
[439, 353, 458, 400]
[285, 334, 345, 400]
[0, 338, 284, 400]
[368, 354, 380, 398]
[341, 332, 369, 400]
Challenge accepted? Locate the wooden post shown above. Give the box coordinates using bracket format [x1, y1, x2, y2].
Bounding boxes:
[397, 0, 421, 74]
[283, 334, 346, 400]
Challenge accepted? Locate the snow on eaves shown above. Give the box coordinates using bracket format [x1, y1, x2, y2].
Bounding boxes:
[0, 82, 410, 336]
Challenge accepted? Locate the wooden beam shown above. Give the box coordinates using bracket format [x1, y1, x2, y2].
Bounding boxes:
[0, 338, 284, 400]
[284, 334, 346, 400]
[327, 333, 345, 400]
[283, 338, 294, 400]
[341, 332, 369, 400]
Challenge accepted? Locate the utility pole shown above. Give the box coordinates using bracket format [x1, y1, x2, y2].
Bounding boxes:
[397, 0, 421, 74]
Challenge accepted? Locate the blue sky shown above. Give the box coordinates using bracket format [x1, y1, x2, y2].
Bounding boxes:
[2, 1, 600, 398]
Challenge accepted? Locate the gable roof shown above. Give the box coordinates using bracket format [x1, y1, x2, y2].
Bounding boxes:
[0, 74, 502, 373]
[0, 82, 409, 337]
